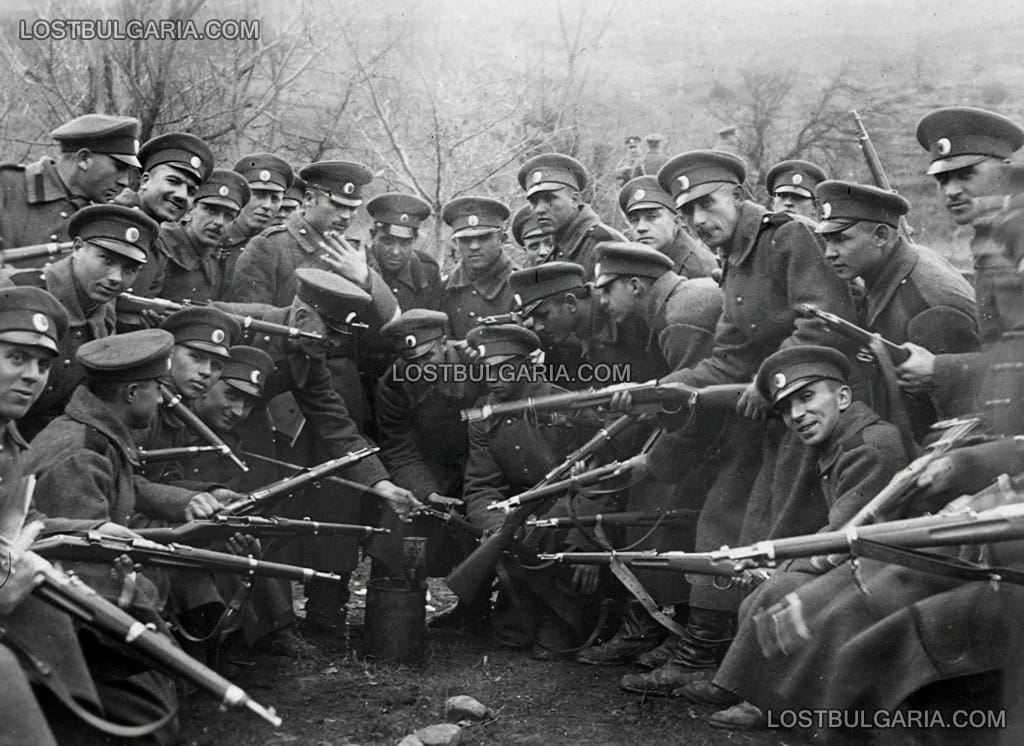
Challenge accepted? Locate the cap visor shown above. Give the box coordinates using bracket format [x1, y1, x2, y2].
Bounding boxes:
[165, 163, 204, 182]
[519, 298, 544, 318]
[197, 196, 242, 211]
[675, 181, 729, 207]
[816, 219, 858, 235]
[379, 224, 417, 239]
[481, 353, 520, 367]
[626, 201, 671, 213]
[224, 379, 262, 398]
[771, 375, 842, 408]
[249, 181, 285, 192]
[86, 238, 148, 265]
[451, 226, 501, 238]
[398, 340, 441, 360]
[182, 340, 231, 359]
[926, 153, 989, 176]
[108, 153, 142, 169]
[328, 195, 362, 208]
[593, 273, 616, 289]
[525, 182, 572, 198]
[773, 185, 813, 198]
[0, 330, 58, 355]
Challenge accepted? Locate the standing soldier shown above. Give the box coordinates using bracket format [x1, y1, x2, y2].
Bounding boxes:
[0, 114, 140, 255]
[220, 154, 295, 292]
[6, 204, 158, 439]
[614, 134, 644, 186]
[159, 168, 251, 303]
[816, 181, 979, 437]
[640, 133, 669, 176]
[510, 204, 553, 268]
[618, 176, 719, 279]
[366, 192, 441, 312]
[517, 153, 624, 279]
[438, 196, 518, 339]
[764, 159, 827, 223]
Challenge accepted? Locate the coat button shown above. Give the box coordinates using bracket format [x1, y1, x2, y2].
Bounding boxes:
[49, 234, 58, 240]
[471, 289, 478, 295]
[736, 296, 743, 305]
[514, 445, 521, 451]
[59, 211, 68, 218]
[63, 359, 71, 367]
[468, 311, 476, 318]
[299, 228, 307, 235]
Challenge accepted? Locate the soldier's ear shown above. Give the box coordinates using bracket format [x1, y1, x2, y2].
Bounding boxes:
[836, 383, 852, 411]
[74, 149, 93, 170]
[124, 381, 140, 404]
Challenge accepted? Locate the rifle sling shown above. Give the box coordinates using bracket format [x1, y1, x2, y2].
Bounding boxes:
[0, 624, 178, 739]
[607, 557, 687, 638]
[850, 537, 1024, 586]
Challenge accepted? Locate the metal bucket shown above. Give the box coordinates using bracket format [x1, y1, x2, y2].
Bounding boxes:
[363, 578, 426, 664]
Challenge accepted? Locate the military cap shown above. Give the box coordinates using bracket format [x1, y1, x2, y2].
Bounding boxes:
[381, 309, 449, 359]
[138, 132, 214, 183]
[221, 345, 274, 397]
[815, 180, 911, 234]
[466, 323, 540, 361]
[441, 196, 510, 238]
[765, 159, 828, 199]
[50, 114, 141, 168]
[282, 175, 306, 208]
[755, 345, 851, 406]
[295, 267, 372, 330]
[299, 161, 374, 208]
[511, 204, 546, 246]
[593, 241, 673, 288]
[716, 125, 737, 139]
[618, 175, 677, 215]
[232, 153, 294, 192]
[366, 193, 432, 239]
[510, 262, 586, 316]
[0, 286, 69, 355]
[916, 107, 1024, 176]
[658, 150, 746, 208]
[518, 153, 589, 197]
[624, 135, 642, 145]
[645, 133, 665, 145]
[195, 168, 251, 211]
[77, 329, 174, 383]
[69, 204, 158, 264]
[161, 306, 239, 359]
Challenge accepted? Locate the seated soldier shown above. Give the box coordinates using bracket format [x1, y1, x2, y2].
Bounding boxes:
[462, 324, 609, 660]
[679, 345, 910, 728]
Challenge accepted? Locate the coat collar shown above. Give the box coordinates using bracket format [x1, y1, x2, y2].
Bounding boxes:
[663, 229, 697, 274]
[444, 251, 513, 300]
[64, 385, 140, 464]
[159, 221, 209, 271]
[726, 201, 768, 268]
[45, 257, 114, 333]
[643, 271, 683, 343]
[221, 219, 256, 249]
[862, 239, 917, 326]
[555, 204, 601, 258]
[816, 400, 880, 474]
[285, 212, 325, 255]
[371, 250, 430, 292]
[24, 157, 86, 206]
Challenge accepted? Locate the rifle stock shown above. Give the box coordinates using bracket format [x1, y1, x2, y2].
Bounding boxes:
[135, 515, 389, 545]
[796, 303, 910, 364]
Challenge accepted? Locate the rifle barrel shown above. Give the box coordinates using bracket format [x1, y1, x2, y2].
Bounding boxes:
[159, 384, 249, 472]
[0, 240, 75, 263]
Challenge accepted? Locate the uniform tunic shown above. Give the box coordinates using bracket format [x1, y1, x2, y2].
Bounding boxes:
[546, 204, 624, 280]
[661, 227, 719, 280]
[439, 251, 517, 340]
[0, 157, 87, 254]
[158, 221, 224, 303]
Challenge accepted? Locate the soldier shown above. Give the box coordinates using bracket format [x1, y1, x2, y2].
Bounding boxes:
[764, 159, 827, 222]
[366, 192, 441, 312]
[640, 133, 669, 176]
[462, 324, 605, 658]
[517, 153, 625, 278]
[7, 204, 159, 439]
[159, 168, 251, 303]
[120, 132, 215, 302]
[220, 154, 295, 288]
[0, 113, 140, 253]
[614, 134, 644, 186]
[617, 175, 719, 279]
[438, 196, 518, 339]
[275, 175, 306, 225]
[680, 345, 909, 730]
[816, 180, 979, 437]
[510, 204, 553, 268]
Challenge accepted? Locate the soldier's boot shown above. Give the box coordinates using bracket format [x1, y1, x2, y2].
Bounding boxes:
[576, 601, 665, 665]
[676, 679, 742, 708]
[429, 588, 492, 634]
[635, 604, 689, 669]
[303, 575, 350, 638]
[619, 608, 735, 696]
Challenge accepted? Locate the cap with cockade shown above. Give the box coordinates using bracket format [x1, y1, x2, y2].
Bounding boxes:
[645, 133, 665, 145]
[69, 204, 158, 265]
[658, 150, 746, 208]
[916, 107, 1024, 176]
[466, 323, 540, 362]
[765, 160, 828, 199]
[510, 262, 586, 317]
[366, 193, 432, 239]
[441, 196, 510, 238]
[195, 169, 251, 211]
[511, 204, 546, 246]
[221, 345, 274, 397]
[593, 242, 673, 288]
[295, 267, 372, 331]
[814, 181, 911, 235]
[618, 175, 676, 215]
[232, 153, 294, 193]
[282, 175, 306, 208]
[138, 132, 214, 183]
[160, 307, 239, 359]
[50, 114, 141, 169]
[0, 286, 69, 355]
[625, 135, 641, 145]
[299, 161, 374, 208]
[517, 153, 589, 198]
[755, 345, 852, 407]
[381, 309, 449, 359]
[77, 329, 174, 382]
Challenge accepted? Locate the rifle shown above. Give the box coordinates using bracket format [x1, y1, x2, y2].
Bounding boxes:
[159, 384, 249, 473]
[118, 292, 330, 341]
[461, 380, 747, 422]
[135, 515, 389, 545]
[444, 414, 639, 601]
[542, 499, 1024, 575]
[851, 109, 913, 243]
[32, 533, 343, 584]
[526, 508, 698, 529]
[476, 312, 521, 326]
[216, 446, 380, 516]
[27, 552, 281, 725]
[0, 240, 74, 264]
[797, 303, 909, 364]
[843, 416, 982, 528]
[137, 445, 222, 463]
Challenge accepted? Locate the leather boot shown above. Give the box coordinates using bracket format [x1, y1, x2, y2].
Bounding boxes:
[303, 575, 350, 638]
[576, 601, 665, 665]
